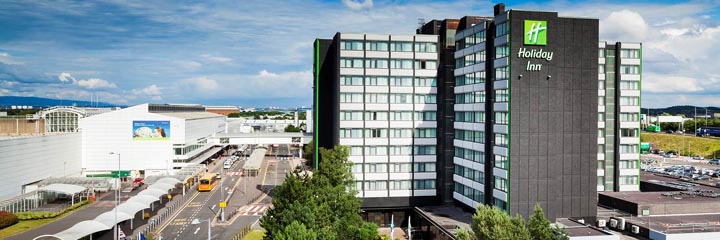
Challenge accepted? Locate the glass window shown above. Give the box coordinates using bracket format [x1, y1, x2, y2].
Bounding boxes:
[340, 76, 363, 86]
[620, 49, 640, 59]
[455, 129, 485, 143]
[414, 145, 436, 155]
[415, 94, 437, 104]
[413, 180, 436, 189]
[365, 59, 388, 69]
[598, 144, 605, 153]
[414, 77, 437, 87]
[620, 128, 639, 137]
[620, 81, 639, 90]
[339, 128, 363, 138]
[340, 111, 363, 121]
[366, 76, 388, 86]
[340, 58, 364, 68]
[364, 147, 388, 156]
[494, 154, 507, 169]
[599, 80, 605, 90]
[364, 129, 388, 138]
[364, 93, 388, 103]
[495, 22, 508, 36]
[415, 128, 437, 138]
[619, 160, 638, 169]
[352, 163, 363, 173]
[598, 49, 605, 58]
[366, 41, 389, 51]
[390, 59, 413, 69]
[389, 146, 411, 156]
[389, 77, 413, 86]
[390, 111, 413, 121]
[389, 180, 411, 190]
[390, 93, 414, 104]
[619, 97, 639, 106]
[494, 176, 508, 192]
[455, 147, 485, 164]
[495, 112, 509, 125]
[340, 40, 364, 50]
[389, 163, 411, 173]
[619, 113, 639, 122]
[415, 42, 437, 53]
[495, 89, 509, 103]
[599, 64, 605, 74]
[494, 133, 508, 147]
[350, 146, 363, 156]
[495, 66, 509, 81]
[413, 162, 436, 172]
[365, 181, 387, 190]
[619, 176, 638, 185]
[495, 45, 509, 59]
[620, 144, 639, 153]
[619, 65, 640, 75]
[416, 111, 437, 121]
[340, 93, 363, 103]
[390, 42, 413, 52]
[415, 60, 437, 70]
[364, 111, 388, 120]
[389, 129, 413, 138]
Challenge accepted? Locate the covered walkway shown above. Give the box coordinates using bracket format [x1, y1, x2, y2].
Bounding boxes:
[0, 183, 91, 213]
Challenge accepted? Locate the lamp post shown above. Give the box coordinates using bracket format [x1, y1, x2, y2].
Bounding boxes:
[109, 152, 120, 240]
[191, 218, 211, 240]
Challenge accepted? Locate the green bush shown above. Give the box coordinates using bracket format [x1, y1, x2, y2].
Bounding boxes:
[0, 211, 19, 229]
[15, 200, 90, 220]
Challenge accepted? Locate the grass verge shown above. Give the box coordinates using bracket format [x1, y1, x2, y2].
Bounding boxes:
[641, 132, 720, 158]
[0, 202, 90, 238]
[242, 230, 265, 240]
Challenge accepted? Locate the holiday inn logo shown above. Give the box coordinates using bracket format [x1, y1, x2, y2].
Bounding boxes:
[524, 20, 547, 45]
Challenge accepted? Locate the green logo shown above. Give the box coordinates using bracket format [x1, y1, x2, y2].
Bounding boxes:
[524, 20, 547, 45]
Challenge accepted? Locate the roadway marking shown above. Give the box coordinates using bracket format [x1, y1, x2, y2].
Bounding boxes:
[236, 204, 270, 216]
[194, 227, 200, 235]
[211, 205, 216, 210]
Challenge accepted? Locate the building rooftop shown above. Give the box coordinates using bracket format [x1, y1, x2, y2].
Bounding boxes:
[0, 133, 76, 141]
[155, 111, 225, 120]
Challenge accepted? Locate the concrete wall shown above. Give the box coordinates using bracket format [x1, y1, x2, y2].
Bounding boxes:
[0, 133, 81, 200]
[0, 119, 44, 134]
[650, 230, 720, 240]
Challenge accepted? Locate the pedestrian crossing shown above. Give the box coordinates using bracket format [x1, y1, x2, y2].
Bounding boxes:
[236, 204, 269, 216]
[226, 171, 243, 176]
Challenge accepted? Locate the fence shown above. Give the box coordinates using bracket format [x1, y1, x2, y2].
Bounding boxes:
[229, 224, 253, 240]
[127, 189, 195, 240]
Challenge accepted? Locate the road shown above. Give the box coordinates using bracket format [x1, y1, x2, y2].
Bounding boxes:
[155, 145, 294, 240]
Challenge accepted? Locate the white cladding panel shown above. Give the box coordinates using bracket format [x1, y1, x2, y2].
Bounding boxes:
[0, 133, 82, 200]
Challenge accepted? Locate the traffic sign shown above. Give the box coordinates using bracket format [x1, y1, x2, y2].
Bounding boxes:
[111, 170, 131, 178]
[219, 201, 227, 208]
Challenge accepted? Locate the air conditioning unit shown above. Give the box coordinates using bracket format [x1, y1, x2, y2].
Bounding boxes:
[609, 219, 618, 228]
[631, 225, 640, 234]
[597, 219, 607, 228]
[617, 217, 626, 231]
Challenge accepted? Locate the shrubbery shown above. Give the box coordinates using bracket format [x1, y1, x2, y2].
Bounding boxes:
[15, 200, 90, 220]
[0, 211, 19, 229]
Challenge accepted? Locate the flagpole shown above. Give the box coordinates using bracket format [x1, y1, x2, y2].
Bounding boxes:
[408, 215, 412, 240]
[390, 214, 395, 240]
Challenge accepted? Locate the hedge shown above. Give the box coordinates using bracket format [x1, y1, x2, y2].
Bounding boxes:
[0, 211, 19, 229]
[16, 200, 90, 220]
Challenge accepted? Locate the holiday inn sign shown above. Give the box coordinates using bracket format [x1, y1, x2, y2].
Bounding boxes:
[524, 20, 547, 45]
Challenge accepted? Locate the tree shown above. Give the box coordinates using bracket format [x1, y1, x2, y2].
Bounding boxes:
[303, 141, 314, 161]
[471, 204, 530, 240]
[284, 124, 301, 132]
[228, 113, 240, 118]
[276, 221, 318, 240]
[455, 228, 473, 240]
[529, 204, 568, 240]
[261, 146, 378, 240]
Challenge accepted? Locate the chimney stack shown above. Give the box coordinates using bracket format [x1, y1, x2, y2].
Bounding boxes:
[494, 3, 506, 16]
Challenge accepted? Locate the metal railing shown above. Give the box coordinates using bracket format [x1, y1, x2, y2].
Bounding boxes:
[128, 189, 195, 240]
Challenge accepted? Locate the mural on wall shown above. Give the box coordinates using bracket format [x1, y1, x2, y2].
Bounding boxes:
[132, 120, 170, 141]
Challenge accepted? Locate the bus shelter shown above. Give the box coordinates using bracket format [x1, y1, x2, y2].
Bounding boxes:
[242, 147, 267, 176]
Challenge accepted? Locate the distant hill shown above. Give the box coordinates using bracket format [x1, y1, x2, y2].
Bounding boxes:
[642, 105, 720, 118]
[0, 96, 120, 108]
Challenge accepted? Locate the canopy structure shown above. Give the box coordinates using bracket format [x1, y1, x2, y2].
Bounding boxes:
[242, 147, 267, 176]
[43, 175, 180, 240]
[38, 184, 87, 195]
[54, 220, 111, 240]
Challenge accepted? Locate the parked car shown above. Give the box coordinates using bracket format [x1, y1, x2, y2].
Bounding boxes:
[131, 178, 144, 190]
[693, 155, 705, 160]
[709, 159, 720, 165]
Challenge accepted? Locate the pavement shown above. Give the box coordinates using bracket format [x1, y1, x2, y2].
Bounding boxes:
[154, 145, 294, 240]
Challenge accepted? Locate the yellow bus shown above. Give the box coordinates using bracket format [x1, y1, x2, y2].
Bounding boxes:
[197, 172, 218, 192]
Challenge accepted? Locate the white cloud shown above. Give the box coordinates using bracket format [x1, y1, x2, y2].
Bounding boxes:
[76, 78, 118, 89]
[151, 95, 163, 101]
[58, 72, 76, 83]
[183, 76, 218, 91]
[600, 10, 648, 42]
[174, 60, 202, 70]
[0, 53, 7, 57]
[201, 54, 232, 63]
[342, 0, 373, 10]
[132, 84, 162, 96]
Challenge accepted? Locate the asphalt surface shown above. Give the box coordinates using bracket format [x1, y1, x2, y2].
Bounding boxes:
[155, 146, 294, 240]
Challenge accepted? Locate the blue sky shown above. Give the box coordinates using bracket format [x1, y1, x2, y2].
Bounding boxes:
[0, 0, 719, 108]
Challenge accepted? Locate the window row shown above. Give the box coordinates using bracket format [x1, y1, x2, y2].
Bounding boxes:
[620, 49, 640, 59]
[356, 179, 437, 191]
[341, 76, 438, 87]
[619, 160, 638, 169]
[495, 112, 509, 125]
[620, 144, 638, 154]
[351, 162, 436, 173]
[495, 154, 508, 169]
[619, 97, 639, 106]
[495, 133, 508, 147]
[455, 129, 485, 143]
[455, 164, 485, 184]
[494, 176, 508, 192]
[339, 58, 438, 69]
[495, 66, 509, 81]
[619, 65, 639, 75]
[456, 72, 486, 86]
[619, 113, 639, 122]
[455, 183, 484, 203]
[455, 147, 485, 164]
[339, 41, 438, 53]
[455, 51, 486, 68]
[456, 31, 486, 50]
[341, 111, 437, 121]
[455, 111, 485, 123]
[455, 91, 485, 104]
[340, 128, 437, 138]
[339, 93, 437, 104]
[495, 45, 509, 59]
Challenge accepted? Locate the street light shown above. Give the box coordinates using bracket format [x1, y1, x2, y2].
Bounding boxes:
[191, 218, 211, 240]
[109, 152, 121, 240]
